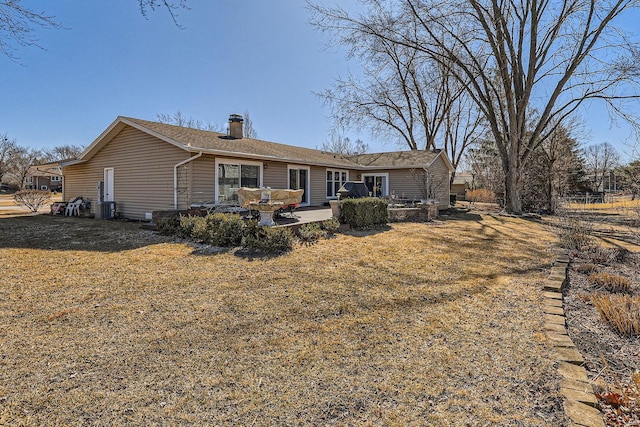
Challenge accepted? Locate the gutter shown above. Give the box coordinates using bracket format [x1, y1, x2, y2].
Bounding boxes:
[174, 152, 202, 210]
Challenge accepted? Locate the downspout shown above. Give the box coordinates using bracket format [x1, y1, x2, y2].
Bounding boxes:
[174, 152, 203, 210]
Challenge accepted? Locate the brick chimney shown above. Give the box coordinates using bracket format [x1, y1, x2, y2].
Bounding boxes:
[228, 114, 243, 139]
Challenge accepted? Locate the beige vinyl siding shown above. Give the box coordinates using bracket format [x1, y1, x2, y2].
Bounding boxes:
[63, 126, 191, 220]
[387, 169, 420, 201]
[386, 159, 450, 208]
[191, 156, 216, 205]
[428, 156, 452, 208]
[263, 161, 288, 189]
[309, 166, 329, 206]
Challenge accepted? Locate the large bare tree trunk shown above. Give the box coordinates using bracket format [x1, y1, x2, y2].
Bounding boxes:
[504, 148, 521, 213]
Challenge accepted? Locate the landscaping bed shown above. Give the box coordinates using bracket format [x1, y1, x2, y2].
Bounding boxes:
[564, 249, 640, 426]
[553, 202, 640, 426]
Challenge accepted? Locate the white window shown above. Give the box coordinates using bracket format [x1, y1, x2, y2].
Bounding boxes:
[326, 169, 349, 199]
[215, 159, 262, 203]
[51, 176, 61, 182]
[25, 176, 33, 184]
[362, 173, 389, 197]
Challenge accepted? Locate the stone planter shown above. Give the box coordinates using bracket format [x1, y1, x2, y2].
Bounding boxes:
[329, 200, 340, 218]
[388, 202, 438, 222]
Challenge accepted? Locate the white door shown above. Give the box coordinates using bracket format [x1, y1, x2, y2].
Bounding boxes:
[104, 168, 114, 202]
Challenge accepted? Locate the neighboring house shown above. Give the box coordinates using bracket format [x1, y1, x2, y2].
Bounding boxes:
[25, 162, 63, 192]
[61, 115, 454, 221]
[451, 172, 474, 201]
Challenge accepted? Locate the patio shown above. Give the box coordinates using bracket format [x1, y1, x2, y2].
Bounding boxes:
[272, 206, 333, 229]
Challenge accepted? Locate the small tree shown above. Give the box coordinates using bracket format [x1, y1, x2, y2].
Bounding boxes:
[13, 190, 51, 212]
[410, 167, 447, 202]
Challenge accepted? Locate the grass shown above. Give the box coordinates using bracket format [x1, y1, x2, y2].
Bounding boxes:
[0, 212, 565, 425]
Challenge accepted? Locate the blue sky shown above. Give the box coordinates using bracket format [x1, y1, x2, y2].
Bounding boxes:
[1, 1, 638, 161]
[1, 1, 382, 152]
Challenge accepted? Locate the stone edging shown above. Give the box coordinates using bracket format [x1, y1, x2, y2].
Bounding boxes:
[544, 250, 605, 427]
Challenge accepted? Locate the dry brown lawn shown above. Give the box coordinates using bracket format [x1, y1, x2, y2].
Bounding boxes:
[0, 212, 566, 426]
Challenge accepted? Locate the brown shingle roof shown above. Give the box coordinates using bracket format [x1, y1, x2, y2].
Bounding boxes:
[123, 117, 358, 168]
[348, 150, 441, 168]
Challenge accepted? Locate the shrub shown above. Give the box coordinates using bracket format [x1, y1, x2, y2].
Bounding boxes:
[212, 214, 245, 246]
[298, 222, 325, 245]
[591, 293, 640, 337]
[339, 197, 388, 229]
[156, 215, 181, 236]
[186, 213, 246, 246]
[13, 190, 51, 213]
[190, 215, 211, 242]
[242, 222, 294, 253]
[588, 272, 632, 294]
[178, 215, 201, 238]
[575, 263, 599, 274]
[321, 217, 340, 236]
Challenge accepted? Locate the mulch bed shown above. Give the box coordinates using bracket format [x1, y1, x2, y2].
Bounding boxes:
[564, 249, 640, 426]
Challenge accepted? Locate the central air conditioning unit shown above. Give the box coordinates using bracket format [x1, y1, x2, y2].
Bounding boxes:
[95, 201, 116, 219]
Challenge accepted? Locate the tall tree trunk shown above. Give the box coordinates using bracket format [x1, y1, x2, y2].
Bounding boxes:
[504, 147, 522, 214]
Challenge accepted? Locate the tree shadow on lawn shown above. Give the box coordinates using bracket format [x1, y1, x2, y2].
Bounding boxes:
[0, 214, 173, 252]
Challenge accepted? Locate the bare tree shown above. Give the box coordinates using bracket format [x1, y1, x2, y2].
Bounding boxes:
[243, 111, 258, 139]
[582, 142, 620, 193]
[0, 134, 17, 184]
[156, 111, 221, 132]
[1, 1, 188, 60]
[6, 146, 41, 190]
[442, 87, 485, 184]
[311, 5, 483, 162]
[310, 0, 640, 213]
[138, 0, 189, 27]
[0, 1, 62, 61]
[40, 144, 84, 162]
[320, 131, 369, 155]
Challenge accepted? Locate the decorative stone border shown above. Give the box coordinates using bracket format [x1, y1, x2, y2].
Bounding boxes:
[544, 250, 604, 427]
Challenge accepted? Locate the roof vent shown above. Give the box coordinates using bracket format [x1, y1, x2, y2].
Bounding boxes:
[228, 114, 243, 139]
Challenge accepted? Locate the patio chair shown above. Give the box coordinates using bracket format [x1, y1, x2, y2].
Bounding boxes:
[65, 197, 83, 216]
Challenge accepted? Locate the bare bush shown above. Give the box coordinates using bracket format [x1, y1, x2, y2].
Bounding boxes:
[575, 263, 598, 274]
[591, 293, 640, 337]
[588, 272, 632, 294]
[588, 246, 630, 265]
[13, 190, 51, 213]
[557, 217, 593, 251]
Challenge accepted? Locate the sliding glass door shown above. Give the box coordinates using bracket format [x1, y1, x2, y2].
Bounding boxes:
[288, 166, 309, 205]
